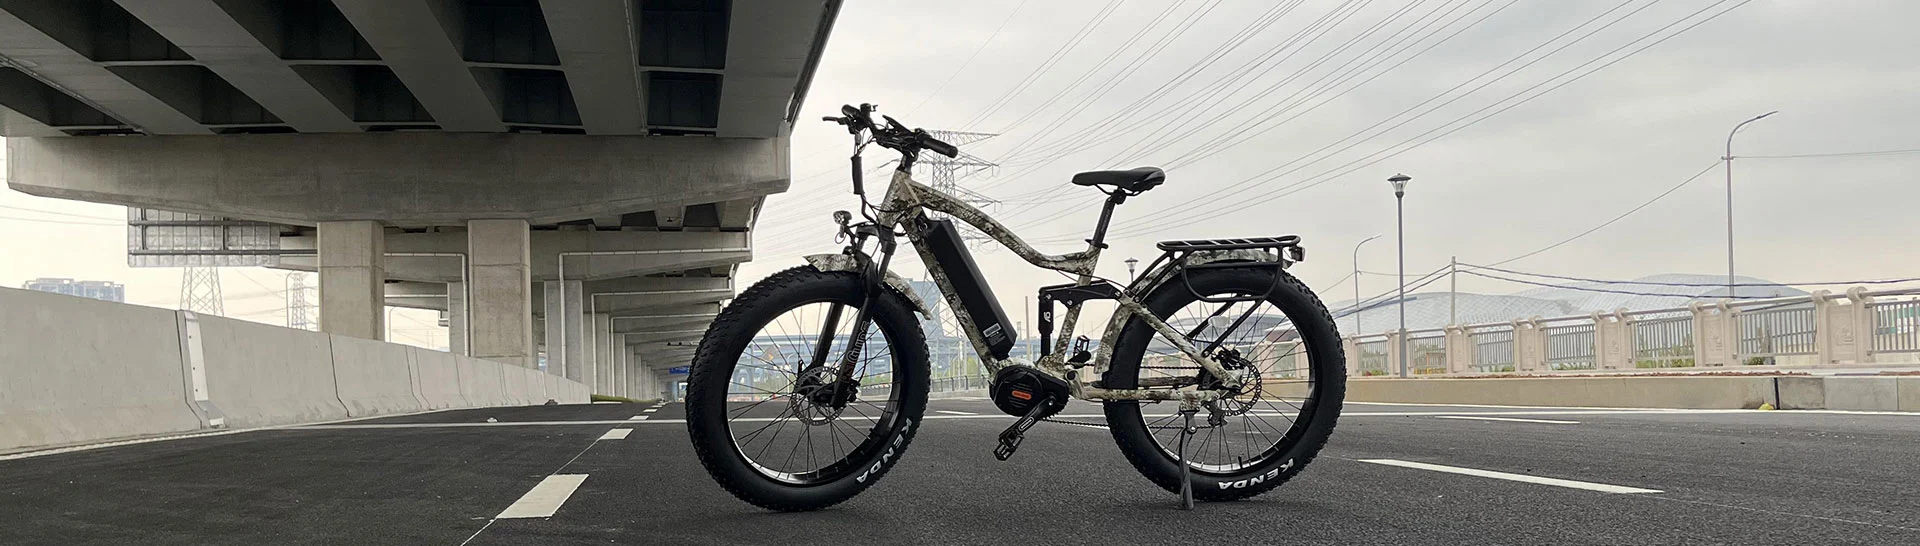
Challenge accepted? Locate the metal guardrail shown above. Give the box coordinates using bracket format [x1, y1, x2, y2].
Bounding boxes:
[1356, 339, 1390, 376]
[1736, 305, 1816, 363]
[1544, 323, 1596, 370]
[1470, 327, 1514, 373]
[1632, 313, 1694, 368]
[930, 375, 990, 393]
[1343, 286, 1920, 375]
[1409, 334, 1447, 375]
[1869, 300, 1920, 354]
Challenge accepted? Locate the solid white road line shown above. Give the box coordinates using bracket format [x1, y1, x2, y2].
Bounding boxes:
[1357, 459, 1662, 494]
[628, 415, 648, 421]
[1435, 415, 1580, 425]
[935, 410, 978, 415]
[598, 428, 632, 441]
[496, 474, 590, 519]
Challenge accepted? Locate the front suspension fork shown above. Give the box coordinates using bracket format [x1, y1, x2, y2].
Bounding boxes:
[807, 223, 899, 403]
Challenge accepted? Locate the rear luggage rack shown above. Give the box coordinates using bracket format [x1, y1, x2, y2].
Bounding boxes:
[1136, 235, 1305, 303]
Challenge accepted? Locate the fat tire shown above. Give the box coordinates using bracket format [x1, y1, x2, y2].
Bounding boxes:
[685, 266, 930, 512]
[1103, 267, 1346, 501]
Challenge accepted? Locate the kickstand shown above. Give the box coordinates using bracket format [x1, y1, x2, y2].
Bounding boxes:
[1176, 408, 1198, 510]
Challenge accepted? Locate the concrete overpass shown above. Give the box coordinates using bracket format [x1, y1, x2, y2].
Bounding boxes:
[0, 0, 842, 397]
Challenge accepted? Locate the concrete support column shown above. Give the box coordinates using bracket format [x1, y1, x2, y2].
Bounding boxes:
[544, 281, 586, 381]
[610, 333, 627, 397]
[468, 220, 535, 367]
[1690, 301, 1737, 367]
[593, 314, 613, 394]
[447, 281, 468, 356]
[318, 221, 385, 340]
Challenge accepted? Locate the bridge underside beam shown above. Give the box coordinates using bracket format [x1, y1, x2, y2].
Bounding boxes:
[4, 133, 788, 226]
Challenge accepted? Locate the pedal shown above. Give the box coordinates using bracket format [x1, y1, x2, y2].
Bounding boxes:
[993, 396, 1053, 461]
[1067, 336, 1094, 368]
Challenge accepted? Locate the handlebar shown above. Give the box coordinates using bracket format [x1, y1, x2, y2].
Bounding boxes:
[823, 103, 958, 158]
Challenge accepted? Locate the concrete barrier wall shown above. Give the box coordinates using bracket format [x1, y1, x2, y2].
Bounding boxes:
[1, 287, 589, 454]
[197, 315, 349, 427]
[411, 347, 466, 409]
[0, 289, 203, 450]
[329, 335, 426, 417]
[1340, 376, 1780, 409]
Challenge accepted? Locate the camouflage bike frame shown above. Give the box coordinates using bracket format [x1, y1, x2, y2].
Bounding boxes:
[807, 167, 1272, 408]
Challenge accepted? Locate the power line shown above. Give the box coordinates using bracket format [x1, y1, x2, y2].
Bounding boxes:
[0, 214, 122, 226]
[955, 0, 1128, 130]
[1483, 161, 1721, 266]
[1057, 0, 1748, 243]
[1742, 147, 1920, 159]
[1460, 263, 1920, 289]
[1459, 269, 1777, 299]
[1013, 0, 1654, 239]
[0, 205, 125, 222]
[899, 0, 1035, 117]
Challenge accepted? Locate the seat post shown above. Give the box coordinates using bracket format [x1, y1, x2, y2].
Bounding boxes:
[1086, 191, 1128, 249]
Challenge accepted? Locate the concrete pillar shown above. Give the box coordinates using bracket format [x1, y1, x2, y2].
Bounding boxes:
[1690, 301, 1737, 367]
[594, 314, 614, 395]
[447, 281, 468, 356]
[1384, 330, 1403, 377]
[1815, 289, 1876, 366]
[1513, 318, 1546, 372]
[610, 333, 627, 397]
[1341, 337, 1361, 377]
[468, 220, 535, 367]
[318, 220, 385, 340]
[1593, 310, 1631, 370]
[1443, 325, 1473, 374]
[544, 281, 586, 381]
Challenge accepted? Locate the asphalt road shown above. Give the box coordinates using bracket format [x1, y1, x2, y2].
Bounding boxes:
[3, 398, 1917, 545]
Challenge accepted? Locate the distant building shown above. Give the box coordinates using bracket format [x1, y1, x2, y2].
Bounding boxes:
[20, 278, 125, 302]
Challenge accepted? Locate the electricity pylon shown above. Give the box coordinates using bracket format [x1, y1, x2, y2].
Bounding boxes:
[179, 267, 225, 316]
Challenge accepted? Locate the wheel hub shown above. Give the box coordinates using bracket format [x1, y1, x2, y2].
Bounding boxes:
[790, 367, 858, 424]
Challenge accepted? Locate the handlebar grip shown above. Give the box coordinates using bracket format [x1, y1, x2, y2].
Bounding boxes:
[921, 135, 958, 158]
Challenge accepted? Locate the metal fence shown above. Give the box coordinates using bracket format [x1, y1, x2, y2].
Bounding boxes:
[1869, 299, 1920, 354]
[929, 375, 990, 394]
[1470, 327, 1514, 373]
[1735, 305, 1816, 364]
[1632, 313, 1694, 368]
[1356, 339, 1390, 376]
[1543, 323, 1596, 370]
[1408, 333, 1447, 375]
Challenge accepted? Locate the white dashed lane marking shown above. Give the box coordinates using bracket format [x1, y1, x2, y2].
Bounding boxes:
[1434, 415, 1580, 425]
[496, 474, 590, 519]
[1358, 459, 1661, 494]
[935, 410, 978, 415]
[598, 428, 632, 440]
[628, 415, 648, 421]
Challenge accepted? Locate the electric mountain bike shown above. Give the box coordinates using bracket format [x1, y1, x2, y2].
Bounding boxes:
[686, 104, 1346, 511]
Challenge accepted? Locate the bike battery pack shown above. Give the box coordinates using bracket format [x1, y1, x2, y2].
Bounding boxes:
[920, 218, 1015, 359]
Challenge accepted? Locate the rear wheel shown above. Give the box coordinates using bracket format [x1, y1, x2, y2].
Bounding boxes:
[686, 267, 929, 511]
[1103, 267, 1345, 501]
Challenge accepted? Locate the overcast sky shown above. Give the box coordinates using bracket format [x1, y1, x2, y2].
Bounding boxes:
[5, 0, 1919, 342]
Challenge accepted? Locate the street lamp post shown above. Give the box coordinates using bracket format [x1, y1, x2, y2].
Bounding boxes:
[1723, 110, 1777, 298]
[1388, 174, 1412, 378]
[1351, 235, 1382, 335]
[1125, 257, 1139, 282]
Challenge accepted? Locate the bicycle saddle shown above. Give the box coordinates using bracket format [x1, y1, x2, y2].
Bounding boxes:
[1071, 167, 1164, 194]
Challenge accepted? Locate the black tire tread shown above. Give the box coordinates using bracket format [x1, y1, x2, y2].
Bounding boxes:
[685, 266, 929, 512]
[1105, 268, 1346, 501]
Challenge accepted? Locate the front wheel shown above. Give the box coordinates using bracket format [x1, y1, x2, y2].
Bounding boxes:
[685, 267, 930, 511]
[1103, 266, 1346, 501]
